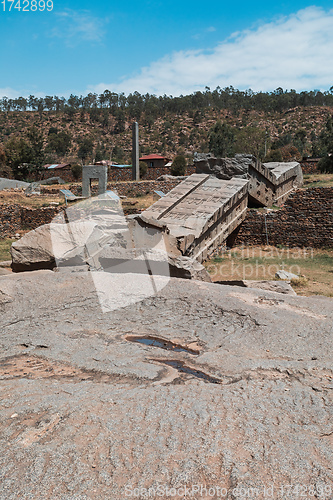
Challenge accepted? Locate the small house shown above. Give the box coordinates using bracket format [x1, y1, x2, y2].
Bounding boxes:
[139, 154, 170, 169]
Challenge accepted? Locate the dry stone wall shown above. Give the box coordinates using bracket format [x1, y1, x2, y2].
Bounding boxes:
[0, 205, 62, 239]
[108, 165, 195, 182]
[300, 159, 320, 174]
[39, 165, 196, 184]
[65, 179, 183, 197]
[2, 186, 332, 250]
[0, 205, 22, 238]
[1, 180, 184, 239]
[233, 187, 333, 248]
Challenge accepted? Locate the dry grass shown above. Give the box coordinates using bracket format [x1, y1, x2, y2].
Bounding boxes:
[122, 193, 157, 211]
[205, 246, 333, 297]
[0, 186, 157, 212]
[303, 173, 333, 188]
[0, 239, 15, 262]
[0, 189, 64, 208]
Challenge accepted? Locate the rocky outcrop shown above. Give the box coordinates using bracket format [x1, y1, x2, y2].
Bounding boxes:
[0, 270, 332, 497]
[194, 152, 252, 179]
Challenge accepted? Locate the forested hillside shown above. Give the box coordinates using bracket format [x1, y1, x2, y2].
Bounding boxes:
[1, 87, 333, 179]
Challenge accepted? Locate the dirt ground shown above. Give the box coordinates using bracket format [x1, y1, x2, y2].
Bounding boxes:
[0, 189, 64, 208]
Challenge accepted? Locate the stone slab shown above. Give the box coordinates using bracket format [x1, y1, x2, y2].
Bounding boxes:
[0, 177, 30, 190]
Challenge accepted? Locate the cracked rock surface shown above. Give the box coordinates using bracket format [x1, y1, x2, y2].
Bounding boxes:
[0, 270, 332, 499]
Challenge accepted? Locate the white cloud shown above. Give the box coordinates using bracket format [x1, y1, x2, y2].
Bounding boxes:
[192, 25, 217, 40]
[0, 88, 48, 99]
[89, 6, 333, 96]
[50, 9, 108, 47]
[0, 87, 24, 99]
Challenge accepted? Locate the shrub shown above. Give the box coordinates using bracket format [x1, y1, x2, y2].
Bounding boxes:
[139, 161, 147, 178]
[71, 164, 82, 181]
[264, 150, 283, 162]
[318, 156, 333, 173]
[171, 155, 186, 176]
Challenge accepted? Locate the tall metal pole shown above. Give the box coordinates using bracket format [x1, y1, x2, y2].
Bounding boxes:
[132, 122, 139, 181]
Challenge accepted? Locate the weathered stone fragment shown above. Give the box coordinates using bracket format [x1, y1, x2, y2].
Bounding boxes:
[0, 177, 29, 190]
[275, 269, 300, 280]
[217, 279, 297, 295]
[11, 224, 56, 272]
[10, 211, 210, 281]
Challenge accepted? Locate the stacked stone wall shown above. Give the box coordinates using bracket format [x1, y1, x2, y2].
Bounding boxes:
[1, 180, 183, 238]
[0, 205, 22, 238]
[4, 186, 331, 249]
[39, 165, 196, 184]
[109, 166, 195, 182]
[300, 160, 320, 175]
[56, 179, 183, 197]
[28, 167, 74, 183]
[0, 205, 63, 239]
[234, 187, 333, 248]
[21, 206, 63, 229]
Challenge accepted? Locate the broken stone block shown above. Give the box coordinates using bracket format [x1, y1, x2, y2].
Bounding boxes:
[11, 224, 56, 272]
[275, 270, 300, 280]
[140, 173, 249, 262]
[194, 153, 303, 207]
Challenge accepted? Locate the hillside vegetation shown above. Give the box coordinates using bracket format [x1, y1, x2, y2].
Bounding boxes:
[1, 87, 333, 178]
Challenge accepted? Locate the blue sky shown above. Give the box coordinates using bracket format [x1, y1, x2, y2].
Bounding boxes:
[1, 1, 333, 98]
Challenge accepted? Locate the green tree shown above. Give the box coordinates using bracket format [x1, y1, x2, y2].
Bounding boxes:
[47, 130, 72, 156]
[4, 137, 33, 179]
[234, 127, 267, 159]
[4, 127, 45, 179]
[27, 126, 45, 170]
[77, 137, 94, 163]
[264, 149, 283, 162]
[319, 115, 333, 153]
[114, 109, 126, 134]
[0, 145, 12, 177]
[208, 121, 235, 157]
[112, 145, 125, 164]
[318, 156, 333, 173]
[94, 145, 105, 163]
[317, 115, 333, 171]
[280, 144, 301, 162]
[171, 155, 187, 176]
[293, 128, 307, 155]
[139, 161, 147, 178]
[0, 146, 6, 167]
[71, 164, 82, 181]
